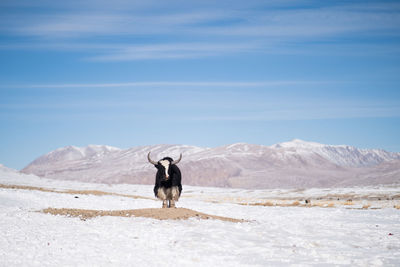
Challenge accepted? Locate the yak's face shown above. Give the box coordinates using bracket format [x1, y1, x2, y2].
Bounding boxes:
[158, 159, 171, 180]
[148, 153, 181, 178]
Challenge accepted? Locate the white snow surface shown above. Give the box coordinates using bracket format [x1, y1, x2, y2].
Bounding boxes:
[1, 167, 400, 266]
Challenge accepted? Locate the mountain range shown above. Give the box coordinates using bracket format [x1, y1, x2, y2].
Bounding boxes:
[21, 139, 400, 189]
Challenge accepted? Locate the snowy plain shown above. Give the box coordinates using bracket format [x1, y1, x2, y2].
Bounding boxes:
[1, 165, 399, 266]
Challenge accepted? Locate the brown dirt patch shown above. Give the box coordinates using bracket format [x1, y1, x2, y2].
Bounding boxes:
[41, 207, 245, 222]
[0, 183, 153, 200]
[241, 201, 336, 208]
[0, 183, 55, 193]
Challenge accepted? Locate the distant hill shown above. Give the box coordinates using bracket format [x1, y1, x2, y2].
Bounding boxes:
[21, 140, 400, 189]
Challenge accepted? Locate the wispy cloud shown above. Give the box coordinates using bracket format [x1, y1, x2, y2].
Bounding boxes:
[2, 78, 398, 122]
[13, 11, 232, 38]
[4, 80, 329, 89]
[8, 2, 400, 38]
[191, 105, 400, 121]
[1, 1, 399, 60]
[2, 99, 399, 122]
[87, 42, 257, 61]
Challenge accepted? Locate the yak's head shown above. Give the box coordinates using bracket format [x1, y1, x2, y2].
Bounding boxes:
[147, 152, 182, 180]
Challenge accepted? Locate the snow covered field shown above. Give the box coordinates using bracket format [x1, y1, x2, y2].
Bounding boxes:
[1, 166, 400, 266]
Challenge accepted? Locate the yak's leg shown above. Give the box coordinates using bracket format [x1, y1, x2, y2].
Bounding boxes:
[164, 188, 172, 208]
[157, 188, 168, 208]
[169, 186, 180, 208]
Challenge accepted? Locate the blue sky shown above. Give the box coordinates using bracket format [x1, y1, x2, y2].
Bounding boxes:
[1, 0, 400, 169]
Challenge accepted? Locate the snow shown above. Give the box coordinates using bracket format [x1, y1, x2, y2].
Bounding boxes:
[1, 168, 400, 266]
[272, 139, 400, 167]
[273, 139, 326, 148]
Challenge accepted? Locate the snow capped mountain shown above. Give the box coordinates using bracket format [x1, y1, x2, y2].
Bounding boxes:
[31, 145, 121, 165]
[271, 139, 400, 167]
[21, 140, 400, 188]
[0, 163, 18, 173]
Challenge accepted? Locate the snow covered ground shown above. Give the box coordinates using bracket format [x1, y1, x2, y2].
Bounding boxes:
[1, 166, 400, 266]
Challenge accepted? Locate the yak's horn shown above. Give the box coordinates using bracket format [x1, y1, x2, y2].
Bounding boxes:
[172, 153, 182, 165]
[147, 152, 157, 165]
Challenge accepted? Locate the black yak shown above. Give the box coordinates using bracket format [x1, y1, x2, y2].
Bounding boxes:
[147, 152, 182, 208]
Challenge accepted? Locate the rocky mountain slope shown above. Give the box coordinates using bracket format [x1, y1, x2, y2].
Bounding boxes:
[21, 140, 400, 189]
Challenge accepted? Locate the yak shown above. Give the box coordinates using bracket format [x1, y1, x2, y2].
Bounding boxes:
[147, 152, 182, 208]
